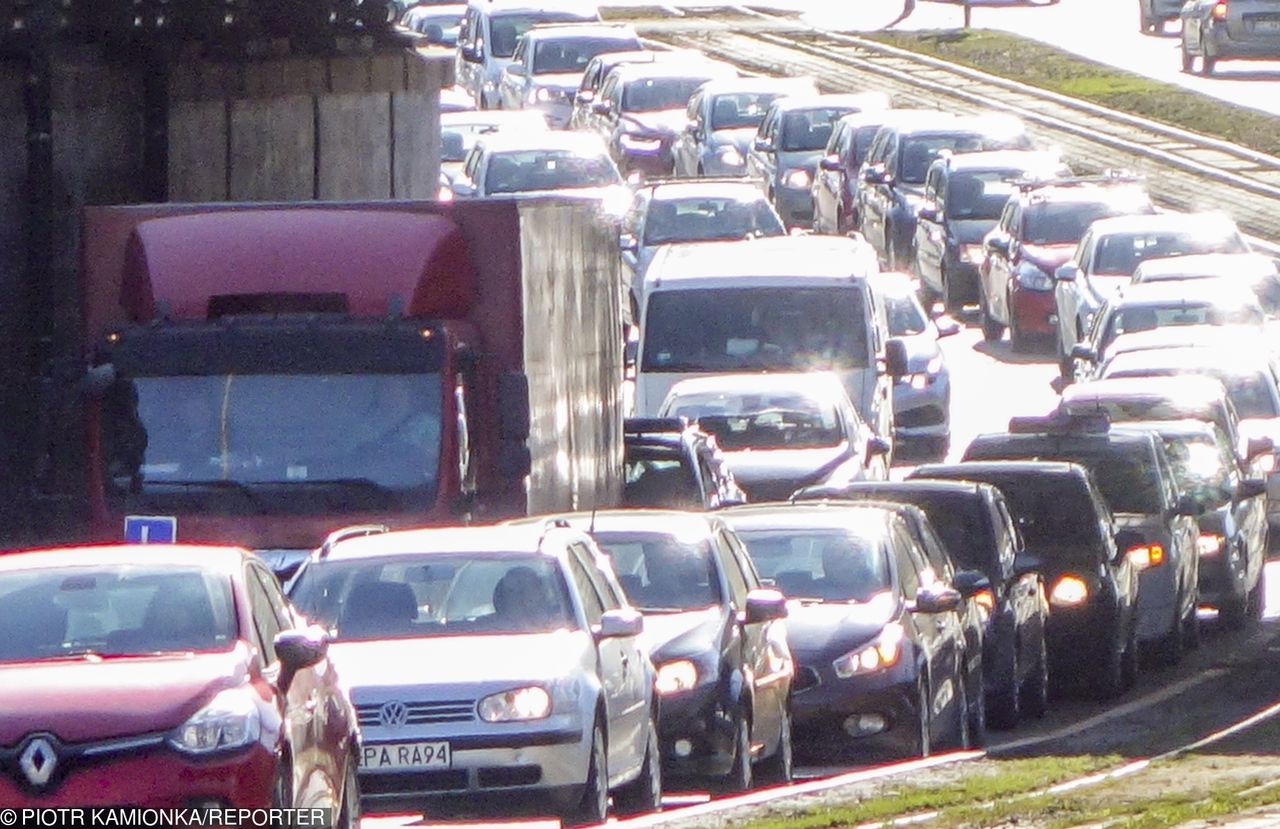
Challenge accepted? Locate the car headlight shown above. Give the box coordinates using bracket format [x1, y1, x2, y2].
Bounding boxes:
[1049, 575, 1089, 608]
[833, 623, 904, 678]
[169, 689, 261, 755]
[960, 244, 985, 264]
[528, 86, 554, 104]
[1015, 264, 1054, 291]
[925, 354, 944, 375]
[655, 659, 699, 695]
[1127, 543, 1165, 570]
[1197, 533, 1225, 557]
[782, 168, 811, 189]
[478, 686, 552, 722]
[619, 133, 662, 152]
[717, 145, 744, 167]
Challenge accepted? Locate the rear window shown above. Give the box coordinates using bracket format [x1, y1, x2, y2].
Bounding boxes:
[980, 476, 1107, 563]
[904, 494, 992, 574]
[643, 196, 784, 245]
[1092, 229, 1247, 276]
[1023, 201, 1126, 246]
[779, 108, 854, 152]
[734, 528, 892, 603]
[899, 131, 1032, 184]
[945, 171, 1021, 221]
[667, 390, 843, 451]
[624, 450, 702, 509]
[966, 440, 1166, 514]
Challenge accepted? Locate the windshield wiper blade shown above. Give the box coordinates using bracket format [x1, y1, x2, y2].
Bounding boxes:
[143, 479, 267, 511]
[261, 477, 396, 496]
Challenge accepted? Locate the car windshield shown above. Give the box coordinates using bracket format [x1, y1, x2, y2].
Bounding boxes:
[623, 76, 711, 112]
[885, 291, 929, 336]
[666, 391, 842, 451]
[1092, 230, 1247, 276]
[624, 453, 702, 509]
[1159, 433, 1236, 510]
[592, 532, 721, 611]
[735, 528, 892, 602]
[642, 287, 870, 372]
[779, 108, 853, 152]
[710, 92, 784, 130]
[643, 196, 784, 245]
[1023, 201, 1125, 246]
[108, 373, 443, 493]
[486, 150, 620, 193]
[1101, 303, 1263, 348]
[290, 554, 576, 640]
[0, 566, 236, 662]
[850, 125, 880, 167]
[532, 37, 637, 74]
[403, 9, 461, 44]
[945, 171, 1021, 221]
[899, 132, 1030, 185]
[489, 13, 591, 58]
[984, 478, 1107, 563]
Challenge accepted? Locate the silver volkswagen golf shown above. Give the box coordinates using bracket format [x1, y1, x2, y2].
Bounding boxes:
[289, 524, 660, 823]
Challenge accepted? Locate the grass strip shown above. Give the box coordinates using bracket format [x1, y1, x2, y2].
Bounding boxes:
[867, 29, 1280, 157]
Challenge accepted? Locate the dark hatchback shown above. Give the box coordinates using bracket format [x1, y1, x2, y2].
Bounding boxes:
[797, 480, 1049, 730]
[722, 503, 973, 759]
[911, 461, 1142, 697]
[623, 417, 746, 510]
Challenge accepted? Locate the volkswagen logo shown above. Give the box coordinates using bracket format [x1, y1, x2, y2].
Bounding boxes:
[18, 735, 58, 788]
[378, 701, 409, 729]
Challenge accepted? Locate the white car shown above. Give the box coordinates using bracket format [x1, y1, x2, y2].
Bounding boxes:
[288, 524, 660, 823]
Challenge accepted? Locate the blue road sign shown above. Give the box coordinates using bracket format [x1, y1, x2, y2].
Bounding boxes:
[124, 515, 178, 544]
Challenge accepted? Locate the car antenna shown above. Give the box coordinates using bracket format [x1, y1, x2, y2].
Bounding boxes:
[588, 508, 598, 534]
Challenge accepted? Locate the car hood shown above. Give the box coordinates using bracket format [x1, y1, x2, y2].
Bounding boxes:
[0, 644, 252, 744]
[328, 631, 589, 687]
[641, 607, 724, 662]
[723, 445, 854, 490]
[712, 127, 758, 152]
[621, 108, 688, 136]
[1019, 243, 1075, 273]
[785, 599, 897, 658]
[948, 219, 997, 245]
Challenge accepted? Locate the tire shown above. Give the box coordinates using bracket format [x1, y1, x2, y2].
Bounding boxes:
[616, 716, 662, 815]
[1009, 297, 1031, 353]
[911, 678, 932, 758]
[1121, 624, 1140, 691]
[943, 668, 972, 750]
[1094, 634, 1126, 700]
[756, 708, 793, 785]
[985, 648, 1020, 730]
[1019, 636, 1049, 719]
[1154, 590, 1186, 667]
[979, 294, 1005, 342]
[720, 711, 753, 793]
[967, 663, 988, 749]
[942, 267, 963, 313]
[1181, 40, 1194, 72]
[334, 757, 361, 829]
[565, 722, 609, 827]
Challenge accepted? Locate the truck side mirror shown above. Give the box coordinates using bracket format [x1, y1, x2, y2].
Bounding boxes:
[497, 372, 530, 441]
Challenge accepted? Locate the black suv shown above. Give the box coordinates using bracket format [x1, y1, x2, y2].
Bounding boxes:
[624, 418, 745, 510]
[911, 461, 1141, 698]
[795, 479, 1049, 730]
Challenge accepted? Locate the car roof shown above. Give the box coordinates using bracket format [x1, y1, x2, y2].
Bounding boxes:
[1103, 323, 1269, 356]
[940, 149, 1066, 174]
[1061, 375, 1229, 407]
[1133, 252, 1276, 279]
[441, 110, 549, 129]
[717, 502, 897, 534]
[1104, 345, 1271, 377]
[1110, 279, 1259, 307]
[663, 371, 851, 404]
[770, 92, 891, 113]
[611, 60, 737, 82]
[512, 510, 724, 536]
[477, 131, 610, 155]
[914, 460, 1087, 482]
[645, 180, 768, 202]
[323, 525, 580, 562]
[646, 235, 875, 282]
[1019, 183, 1152, 207]
[0, 544, 250, 575]
[697, 76, 820, 97]
[473, 0, 599, 17]
[1086, 211, 1238, 237]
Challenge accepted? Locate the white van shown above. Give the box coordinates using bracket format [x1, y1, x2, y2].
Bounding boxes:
[457, 0, 601, 109]
[635, 235, 903, 447]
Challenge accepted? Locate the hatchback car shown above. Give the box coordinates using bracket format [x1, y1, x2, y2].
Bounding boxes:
[288, 525, 660, 822]
[721, 502, 974, 758]
[965, 414, 1201, 668]
[658, 372, 891, 502]
[404, 3, 465, 45]
[497, 23, 642, 126]
[451, 132, 628, 215]
[1181, 0, 1280, 75]
[519, 511, 793, 790]
[748, 93, 892, 229]
[0, 545, 359, 814]
[672, 76, 822, 179]
[440, 109, 551, 183]
[1138, 0, 1186, 33]
[799, 480, 1049, 729]
[1130, 252, 1280, 317]
[910, 462, 1142, 696]
[1097, 345, 1280, 424]
[810, 110, 901, 235]
[623, 417, 746, 510]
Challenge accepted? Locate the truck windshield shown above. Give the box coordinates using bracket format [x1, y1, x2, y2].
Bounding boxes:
[104, 373, 442, 499]
[642, 287, 870, 372]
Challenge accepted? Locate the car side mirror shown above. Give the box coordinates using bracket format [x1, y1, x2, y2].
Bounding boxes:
[951, 569, 991, 599]
[752, 136, 772, 153]
[619, 232, 639, 252]
[1070, 343, 1097, 363]
[819, 154, 841, 172]
[743, 588, 788, 624]
[1013, 553, 1044, 578]
[917, 205, 939, 223]
[596, 608, 644, 639]
[933, 315, 961, 338]
[274, 626, 329, 692]
[624, 338, 638, 370]
[1173, 493, 1205, 518]
[866, 436, 892, 462]
[450, 180, 477, 198]
[912, 584, 962, 614]
[591, 100, 613, 116]
[1246, 436, 1275, 461]
[461, 44, 482, 63]
[985, 236, 1010, 256]
[1237, 478, 1268, 500]
[576, 90, 595, 104]
[883, 337, 910, 378]
[1055, 262, 1080, 282]
[505, 63, 525, 77]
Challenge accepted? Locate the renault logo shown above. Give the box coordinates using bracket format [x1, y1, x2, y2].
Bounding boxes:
[378, 701, 409, 729]
[19, 736, 58, 787]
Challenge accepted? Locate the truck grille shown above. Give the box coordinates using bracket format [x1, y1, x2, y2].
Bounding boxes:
[356, 700, 477, 727]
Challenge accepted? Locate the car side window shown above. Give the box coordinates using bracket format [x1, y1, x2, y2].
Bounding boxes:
[882, 132, 899, 176]
[687, 92, 702, 125]
[865, 128, 887, 165]
[1075, 230, 1094, 269]
[245, 568, 284, 666]
[512, 37, 526, 65]
[1010, 203, 1025, 240]
[724, 530, 761, 589]
[895, 525, 935, 587]
[892, 538, 920, 597]
[251, 564, 296, 631]
[575, 542, 625, 612]
[992, 497, 1019, 575]
[916, 518, 955, 580]
[986, 496, 1014, 580]
[567, 554, 607, 627]
[717, 531, 751, 606]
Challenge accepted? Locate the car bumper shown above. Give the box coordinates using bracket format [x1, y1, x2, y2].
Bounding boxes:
[1135, 564, 1178, 642]
[1204, 23, 1280, 59]
[700, 151, 749, 178]
[619, 146, 676, 178]
[790, 658, 922, 758]
[893, 374, 950, 440]
[359, 727, 588, 816]
[529, 101, 573, 129]
[0, 744, 277, 808]
[1010, 286, 1056, 335]
[1197, 545, 1247, 608]
[655, 684, 736, 778]
[775, 186, 815, 227]
[1044, 601, 1121, 672]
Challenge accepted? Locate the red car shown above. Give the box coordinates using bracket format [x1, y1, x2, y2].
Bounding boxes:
[0, 544, 359, 818]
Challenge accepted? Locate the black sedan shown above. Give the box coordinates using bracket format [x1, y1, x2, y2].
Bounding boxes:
[721, 502, 972, 759]
[911, 461, 1142, 696]
[798, 480, 1050, 730]
[522, 510, 794, 791]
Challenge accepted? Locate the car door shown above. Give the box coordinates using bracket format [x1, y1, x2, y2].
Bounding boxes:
[895, 524, 963, 728]
[719, 529, 788, 746]
[568, 544, 647, 778]
[861, 129, 897, 257]
[813, 121, 845, 232]
[914, 165, 946, 288]
[984, 200, 1019, 325]
[672, 91, 702, 177]
[991, 493, 1044, 681]
[499, 37, 529, 110]
[746, 105, 780, 192]
[1056, 231, 1093, 354]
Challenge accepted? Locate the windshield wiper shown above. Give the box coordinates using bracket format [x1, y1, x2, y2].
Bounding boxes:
[143, 479, 267, 512]
[259, 477, 397, 496]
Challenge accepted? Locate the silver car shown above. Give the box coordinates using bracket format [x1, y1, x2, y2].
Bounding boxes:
[1181, 0, 1280, 74]
[288, 524, 660, 822]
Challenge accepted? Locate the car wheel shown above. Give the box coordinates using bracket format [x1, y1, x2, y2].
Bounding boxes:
[1154, 590, 1186, 667]
[911, 677, 932, 758]
[616, 715, 662, 815]
[334, 756, 361, 829]
[942, 268, 963, 313]
[1200, 40, 1217, 75]
[967, 662, 988, 748]
[1009, 295, 1031, 353]
[1121, 623, 1140, 691]
[979, 292, 1005, 342]
[1019, 635, 1049, 718]
[565, 721, 609, 827]
[1181, 38, 1195, 72]
[756, 708, 793, 785]
[1094, 634, 1126, 700]
[986, 648, 1020, 730]
[270, 761, 293, 809]
[721, 711, 753, 793]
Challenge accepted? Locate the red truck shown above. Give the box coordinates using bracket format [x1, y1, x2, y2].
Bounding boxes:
[72, 199, 624, 576]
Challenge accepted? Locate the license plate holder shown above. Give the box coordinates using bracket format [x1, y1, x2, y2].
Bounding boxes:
[361, 741, 452, 770]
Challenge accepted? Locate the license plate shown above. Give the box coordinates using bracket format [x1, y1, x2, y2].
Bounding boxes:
[361, 741, 452, 770]
[1254, 19, 1280, 31]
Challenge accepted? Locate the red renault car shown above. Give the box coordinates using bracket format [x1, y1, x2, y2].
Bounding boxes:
[0, 544, 358, 817]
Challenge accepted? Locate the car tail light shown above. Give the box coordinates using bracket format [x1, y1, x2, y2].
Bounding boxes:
[1212, 1, 1227, 19]
[972, 588, 996, 618]
[1127, 543, 1165, 569]
[1049, 575, 1089, 608]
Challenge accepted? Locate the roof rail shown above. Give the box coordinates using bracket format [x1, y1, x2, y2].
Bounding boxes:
[1007, 411, 1111, 435]
[316, 524, 389, 560]
[624, 416, 688, 435]
[1014, 169, 1143, 192]
[638, 176, 762, 188]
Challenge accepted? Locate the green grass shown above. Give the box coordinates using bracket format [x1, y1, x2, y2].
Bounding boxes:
[867, 29, 1280, 157]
